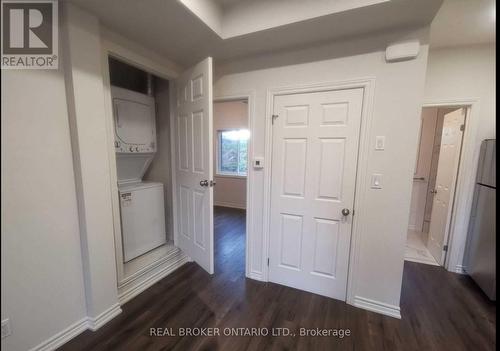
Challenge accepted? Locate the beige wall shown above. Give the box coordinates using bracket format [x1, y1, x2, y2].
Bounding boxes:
[215, 27, 430, 314]
[424, 44, 496, 272]
[1, 60, 87, 350]
[408, 107, 438, 232]
[213, 100, 248, 209]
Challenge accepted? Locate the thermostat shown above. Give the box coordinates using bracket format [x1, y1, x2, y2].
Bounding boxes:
[253, 157, 264, 169]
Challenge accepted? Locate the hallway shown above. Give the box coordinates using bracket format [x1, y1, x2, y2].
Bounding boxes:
[58, 207, 496, 351]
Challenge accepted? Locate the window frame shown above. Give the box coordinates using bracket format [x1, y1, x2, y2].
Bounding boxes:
[216, 128, 249, 178]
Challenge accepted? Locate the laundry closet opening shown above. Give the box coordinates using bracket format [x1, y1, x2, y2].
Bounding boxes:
[107, 57, 176, 283]
[213, 99, 249, 275]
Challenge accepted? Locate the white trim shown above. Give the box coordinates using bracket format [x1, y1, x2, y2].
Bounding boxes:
[29, 318, 89, 351]
[421, 99, 480, 273]
[214, 174, 247, 180]
[214, 201, 246, 210]
[117, 246, 180, 288]
[455, 264, 467, 275]
[87, 304, 122, 331]
[353, 296, 401, 319]
[262, 78, 376, 306]
[118, 250, 190, 304]
[214, 92, 256, 280]
[29, 302, 124, 350]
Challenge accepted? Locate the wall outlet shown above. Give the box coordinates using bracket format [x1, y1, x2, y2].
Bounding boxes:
[375, 136, 385, 150]
[1, 319, 11, 339]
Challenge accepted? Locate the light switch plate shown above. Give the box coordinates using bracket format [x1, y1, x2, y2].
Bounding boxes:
[371, 173, 383, 189]
[253, 157, 264, 169]
[375, 136, 385, 150]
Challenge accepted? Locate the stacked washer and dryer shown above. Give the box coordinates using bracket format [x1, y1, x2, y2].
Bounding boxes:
[112, 86, 167, 262]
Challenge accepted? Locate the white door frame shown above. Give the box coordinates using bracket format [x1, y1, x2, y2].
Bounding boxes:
[422, 99, 480, 273]
[263, 78, 376, 305]
[213, 92, 256, 279]
[100, 37, 180, 286]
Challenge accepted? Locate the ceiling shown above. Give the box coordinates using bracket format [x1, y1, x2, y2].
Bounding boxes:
[430, 0, 496, 48]
[66, 0, 444, 68]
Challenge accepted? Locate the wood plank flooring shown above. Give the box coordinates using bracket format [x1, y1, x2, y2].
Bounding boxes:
[58, 206, 496, 351]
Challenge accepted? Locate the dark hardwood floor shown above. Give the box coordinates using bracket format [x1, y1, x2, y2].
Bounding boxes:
[59, 206, 496, 351]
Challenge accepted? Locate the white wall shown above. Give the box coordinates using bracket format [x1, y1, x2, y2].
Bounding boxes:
[213, 101, 248, 209]
[423, 43, 496, 272]
[1, 57, 87, 351]
[62, 2, 121, 325]
[1, 3, 183, 350]
[215, 27, 430, 314]
[144, 79, 174, 240]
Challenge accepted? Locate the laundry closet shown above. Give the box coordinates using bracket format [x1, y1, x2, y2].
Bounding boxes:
[107, 57, 176, 284]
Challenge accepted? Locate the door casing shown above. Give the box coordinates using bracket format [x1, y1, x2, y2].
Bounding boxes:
[421, 100, 479, 273]
[262, 78, 376, 306]
[101, 39, 180, 288]
[213, 93, 256, 280]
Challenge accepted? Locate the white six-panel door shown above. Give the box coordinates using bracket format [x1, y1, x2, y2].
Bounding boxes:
[174, 57, 214, 274]
[427, 108, 465, 265]
[269, 88, 363, 300]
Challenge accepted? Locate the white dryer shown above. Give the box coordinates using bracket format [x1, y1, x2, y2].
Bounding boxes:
[112, 86, 166, 262]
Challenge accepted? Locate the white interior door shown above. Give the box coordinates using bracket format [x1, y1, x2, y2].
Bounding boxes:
[427, 108, 465, 265]
[174, 57, 214, 274]
[269, 88, 363, 300]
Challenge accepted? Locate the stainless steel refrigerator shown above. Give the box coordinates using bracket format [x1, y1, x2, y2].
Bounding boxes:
[464, 139, 496, 300]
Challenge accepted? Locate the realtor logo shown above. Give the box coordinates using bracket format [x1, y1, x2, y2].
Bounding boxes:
[1, 0, 58, 69]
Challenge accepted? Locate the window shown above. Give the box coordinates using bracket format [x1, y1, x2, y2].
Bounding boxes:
[217, 129, 250, 176]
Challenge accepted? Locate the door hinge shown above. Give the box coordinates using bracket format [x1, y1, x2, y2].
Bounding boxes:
[460, 124, 465, 132]
[352, 209, 355, 216]
[267, 258, 270, 266]
[443, 245, 448, 252]
[271, 114, 279, 125]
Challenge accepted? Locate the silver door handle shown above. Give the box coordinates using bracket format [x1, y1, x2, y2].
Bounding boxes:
[341, 208, 350, 216]
[199, 180, 209, 187]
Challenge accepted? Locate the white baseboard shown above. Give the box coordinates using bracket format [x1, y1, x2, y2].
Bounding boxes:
[118, 250, 190, 304]
[214, 201, 246, 210]
[246, 270, 264, 281]
[29, 317, 89, 351]
[454, 264, 467, 274]
[87, 303, 122, 331]
[30, 251, 189, 350]
[29, 303, 122, 351]
[352, 296, 401, 319]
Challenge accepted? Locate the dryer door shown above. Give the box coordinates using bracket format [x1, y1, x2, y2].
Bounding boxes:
[112, 86, 156, 153]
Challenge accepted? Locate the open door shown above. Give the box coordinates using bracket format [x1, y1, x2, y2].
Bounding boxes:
[174, 57, 214, 274]
[427, 108, 465, 265]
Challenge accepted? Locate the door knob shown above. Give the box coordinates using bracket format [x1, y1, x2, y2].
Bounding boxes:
[210, 180, 216, 187]
[199, 180, 209, 187]
[430, 189, 437, 194]
[342, 208, 350, 216]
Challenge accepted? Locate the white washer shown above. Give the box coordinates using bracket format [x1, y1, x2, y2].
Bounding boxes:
[112, 86, 166, 262]
[119, 182, 166, 262]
